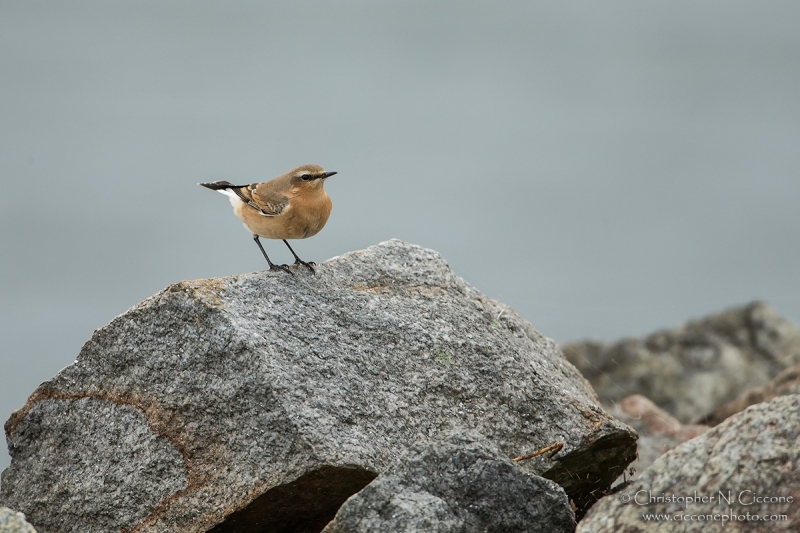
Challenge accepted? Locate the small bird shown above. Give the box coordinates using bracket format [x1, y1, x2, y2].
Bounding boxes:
[200, 164, 336, 275]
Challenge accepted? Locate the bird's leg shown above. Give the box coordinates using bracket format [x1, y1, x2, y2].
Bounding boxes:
[282, 240, 315, 274]
[253, 235, 293, 275]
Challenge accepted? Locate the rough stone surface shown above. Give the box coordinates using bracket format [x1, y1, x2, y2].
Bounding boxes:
[703, 364, 800, 426]
[577, 394, 800, 533]
[0, 508, 36, 533]
[1, 240, 635, 533]
[1, 398, 186, 533]
[607, 395, 708, 483]
[321, 431, 576, 533]
[562, 302, 800, 423]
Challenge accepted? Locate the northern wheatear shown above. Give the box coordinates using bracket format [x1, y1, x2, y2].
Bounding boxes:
[200, 164, 336, 275]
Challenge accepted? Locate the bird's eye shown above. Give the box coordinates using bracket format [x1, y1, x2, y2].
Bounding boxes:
[301, 174, 312, 181]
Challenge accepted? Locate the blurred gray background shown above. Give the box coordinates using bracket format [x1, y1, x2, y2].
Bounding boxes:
[2, 1, 799, 470]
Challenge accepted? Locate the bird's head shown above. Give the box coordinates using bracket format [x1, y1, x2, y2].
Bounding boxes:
[289, 164, 337, 192]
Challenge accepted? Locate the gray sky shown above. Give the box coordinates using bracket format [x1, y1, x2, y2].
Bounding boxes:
[2, 1, 799, 470]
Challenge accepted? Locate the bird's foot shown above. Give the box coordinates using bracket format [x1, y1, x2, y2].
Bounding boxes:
[269, 263, 294, 276]
[294, 259, 316, 274]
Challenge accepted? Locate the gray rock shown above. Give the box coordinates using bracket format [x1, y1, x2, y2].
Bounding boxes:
[562, 302, 800, 423]
[2, 398, 186, 533]
[321, 431, 576, 533]
[1, 240, 635, 532]
[0, 508, 36, 533]
[577, 394, 800, 533]
[703, 364, 800, 426]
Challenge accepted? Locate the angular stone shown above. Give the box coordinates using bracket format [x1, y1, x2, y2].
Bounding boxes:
[322, 431, 576, 533]
[578, 394, 800, 533]
[563, 302, 800, 423]
[2, 240, 636, 532]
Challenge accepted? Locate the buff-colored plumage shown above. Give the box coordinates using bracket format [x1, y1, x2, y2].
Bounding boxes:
[200, 164, 336, 275]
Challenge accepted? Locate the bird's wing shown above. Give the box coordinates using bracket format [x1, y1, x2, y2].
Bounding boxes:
[244, 179, 292, 217]
[199, 180, 288, 216]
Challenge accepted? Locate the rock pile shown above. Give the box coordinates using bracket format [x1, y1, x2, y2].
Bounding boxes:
[562, 301, 800, 423]
[564, 303, 800, 532]
[578, 394, 800, 533]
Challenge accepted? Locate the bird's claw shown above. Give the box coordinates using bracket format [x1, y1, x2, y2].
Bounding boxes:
[270, 264, 294, 276]
[294, 260, 316, 274]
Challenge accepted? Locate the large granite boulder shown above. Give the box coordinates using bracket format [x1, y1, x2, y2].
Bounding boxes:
[562, 302, 800, 423]
[322, 431, 576, 533]
[578, 394, 800, 533]
[1, 240, 636, 533]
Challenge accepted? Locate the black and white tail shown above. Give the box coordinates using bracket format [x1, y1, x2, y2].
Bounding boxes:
[199, 180, 246, 191]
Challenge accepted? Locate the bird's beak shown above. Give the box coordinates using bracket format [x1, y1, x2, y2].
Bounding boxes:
[321, 171, 337, 179]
